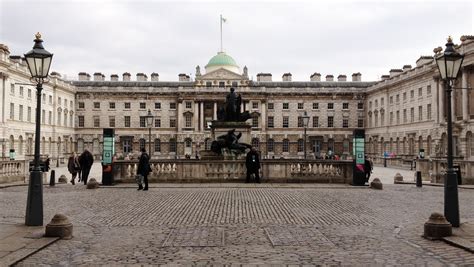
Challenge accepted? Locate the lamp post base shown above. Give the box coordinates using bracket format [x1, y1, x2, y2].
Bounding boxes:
[444, 170, 460, 227]
[25, 170, 43, 226]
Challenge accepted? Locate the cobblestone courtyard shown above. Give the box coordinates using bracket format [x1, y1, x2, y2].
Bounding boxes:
[1, 183, 474, 265]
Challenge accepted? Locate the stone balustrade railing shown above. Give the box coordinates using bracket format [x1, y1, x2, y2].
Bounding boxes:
[0, 160, 27, 183]
[112, 159, 354, 183]
[416, 158, 474, 184]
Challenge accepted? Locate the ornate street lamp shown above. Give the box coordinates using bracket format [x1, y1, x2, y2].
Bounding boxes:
[302, 111, 310, 159]
[435, 36, 464, 227]
[145, 109, 154, 157]
[24, 32, 53, 226]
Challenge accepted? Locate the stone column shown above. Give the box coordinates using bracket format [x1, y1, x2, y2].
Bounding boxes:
[462, 69, 469, 121]
[438, 79, 445, 123]
[199, 102, 204, 131]
[261, 101, 267, 129]
[213, 102, 217, 120]
[177, 101, 183, 132]
[194, 101, 199, 131]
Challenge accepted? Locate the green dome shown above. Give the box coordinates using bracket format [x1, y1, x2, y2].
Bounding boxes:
[205, 52, 238, 68]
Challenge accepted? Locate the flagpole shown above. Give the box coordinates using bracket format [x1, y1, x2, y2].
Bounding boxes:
[220, 14, 223, 52]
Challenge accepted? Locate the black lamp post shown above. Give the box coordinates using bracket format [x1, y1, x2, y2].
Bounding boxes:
[145, 109, 154, 156]
[302, 111, 310, 159]
[435, 36, 464, 227]
[24, 33, 53, 226]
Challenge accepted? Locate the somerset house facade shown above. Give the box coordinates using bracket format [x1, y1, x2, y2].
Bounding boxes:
[1, 36, 474, 166]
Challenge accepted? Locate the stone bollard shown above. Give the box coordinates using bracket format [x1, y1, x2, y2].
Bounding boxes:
[423, 212, 452, 240]
[58, 175, 67, 184]
[370, 178, 383, 190]
[86, 178, 99, 189]
[394, 173, 404, 183]
[45, 214, 73, 240]
[49, 170, 55, 186]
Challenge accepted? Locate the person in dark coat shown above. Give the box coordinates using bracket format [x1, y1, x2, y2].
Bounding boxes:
[79, 149, 94, 185]
[137, 148, 151, 191]
[67, 152, 80, 185]
[364, 155, 373, 183]
[245, 147, 261, 183]
[44, 157, 50, 172]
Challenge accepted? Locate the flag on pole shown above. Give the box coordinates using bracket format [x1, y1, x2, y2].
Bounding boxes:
[221, 16, 227, 23]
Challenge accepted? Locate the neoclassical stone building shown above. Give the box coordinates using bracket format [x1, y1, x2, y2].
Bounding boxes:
[1, 36, 474, 164]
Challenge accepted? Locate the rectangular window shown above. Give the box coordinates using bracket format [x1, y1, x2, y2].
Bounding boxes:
[343, 103, 349, 109]
[78, 116, 84, 127]
[169, 118, 176, 128]
[109, 116, 115, 127]
[252, 102, 259, 109]
[403, 92, 407, 101]
[70, 101, 73, 109]
[10, 84, 14, 94]
[268, 116, 274, 128]
[313, 116, 319, 127]
[396, 111, 400, 124]
[389, 96, 393, 104]
[357, 119, 364, 128]
[28, 88, 32, 98]
[219, 81, 225, 88]
[381, 98, 384, 106]
[140, 102, 146, 109]
[109, 102, 115, 109]
[328, 103, 334, 110]
[410, 90, 414, 99]
[70, 114, 73, 127]
[298, 103, 304, 110]
[403, 109, 407, 123]
[93, 116, 100, 128]
[206, 81, 212, 87]
[357, 102, 364, 109]
[140, 117, 146, 127]
[9, 103, 14, 120]
[427, 104, 432, 120]
[78, 102, 85, 109]
[58, 97, 61, 106]
[252, 117, 258, 128]
[313, 103, 319, 110]
[283, 103, 289, 110]
[19, 105, 23, 121]
[185, 101, 192, 109]
[19, 86, 23, 96]
[396, 94, 400, 102]
[93, 102, 100, 109]
[427, 85, 432, 95]
[64, 113, 67, 126]
[283, 116, 289, 128]
[42, 110, 45, 124]
[342, 118, 349, 128]
[298, 116, 303, 127]
[48, 111, 52, 124]
[375, 100, 378, 108]
[410, 107, 414, 122]
[124, 102, 131, 109]
[155, 118, 161, 127]
[185, 115, 192, 128]
[418, 106, 423, 121]
[418, 87, 422, 97]
[268, 103, 274, 110]
[27, 107, 31, 122]
[390, 112, 393, 125]
[124, 116, 131, 127]
[170, 102, 176, 110]
[328, 116, 334, 127]
[232, 81, 238, 87]
[155, 102, 161, 109]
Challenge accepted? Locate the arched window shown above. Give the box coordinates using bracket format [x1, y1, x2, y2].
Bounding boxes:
[282, 139, 289, 152]
[18, 136, 23, 155]
[154, 139, 161, 152]
[267, 139, 274, 152]
[251, 138, 260, 150]
[139, 138, 146, 150]
[42, 137, 46, 155]
[185, 138, 192, 148]
[396, 138, 400, 155]
[9, 135, 14, 152]
[57, 137, 61, 157]
[77, 139, 84, 153]
[343, 139, 350, 153]
[205, 138, 212, 150]
[93, 139, 100, 154]
[418, 136, 423, 153]
[403, 137, 407, 154]
[48, 137, 52, 156]
[297, 139, 304, 152]
[427, 136, 432, 156]
[441, 133, 447, 155]
[169, 138, 177, 153]
[328, 139, 335, 153]
[466, 132, 473, 158]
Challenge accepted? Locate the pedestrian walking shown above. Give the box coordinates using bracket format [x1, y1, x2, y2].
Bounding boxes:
[364, 155, 373, 183]
[67, 152, 80, 185]
[79, 149, 94, 185]
[137, 148, 151, 191]
[245, 147, 261, 183]
[77, 154, 82, 183]
[44, 157, 50, 172]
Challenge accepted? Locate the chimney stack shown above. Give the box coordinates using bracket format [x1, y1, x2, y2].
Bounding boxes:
[123, 72, 131, 81]
[325, 75, 334, 82]
[151, 73, 159, 81]
[352, 72, 362, 82]
[257, 73, 272, 82]
[282, 73, 292, 81]
[110, 74, 119, 81]
[337, 75, 347, 82]
[310, 72, 321, 81]
[78, 72, 91, 81]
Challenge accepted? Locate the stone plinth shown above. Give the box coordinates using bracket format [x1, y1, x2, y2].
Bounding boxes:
[423, 212, 452, 240]
[58, 175, 67, 183]
[45, 214, 73, 239]
[394, 173, 404, 183]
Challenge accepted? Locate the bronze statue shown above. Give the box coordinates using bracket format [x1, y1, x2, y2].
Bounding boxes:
[220, 88, 251, 122]
[211, 129, 251, 155]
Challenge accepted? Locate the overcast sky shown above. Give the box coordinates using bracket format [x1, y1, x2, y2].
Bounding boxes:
[1, 0, 473, 82]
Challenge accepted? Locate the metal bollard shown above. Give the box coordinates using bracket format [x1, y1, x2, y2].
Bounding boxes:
[49, 170, 55, 186]
[416, 171, 422, 187]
